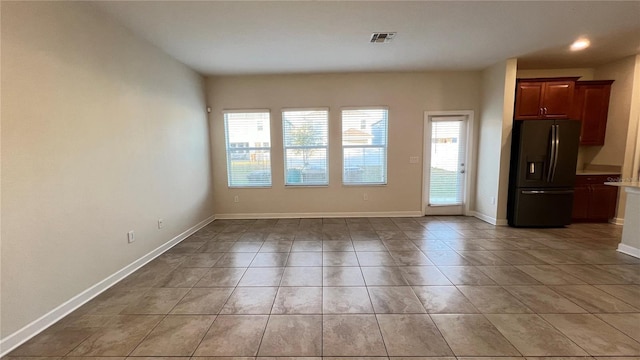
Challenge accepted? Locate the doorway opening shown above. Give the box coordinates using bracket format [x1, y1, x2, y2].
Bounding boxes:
[423, 111, 474, 216]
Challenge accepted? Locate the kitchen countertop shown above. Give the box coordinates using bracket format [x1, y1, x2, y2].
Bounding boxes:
[605, 181, 640, 190]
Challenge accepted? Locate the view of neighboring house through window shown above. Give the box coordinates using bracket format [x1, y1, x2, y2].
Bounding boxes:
[282, 109, 329, 186]
[223, 110, 271, 187]
[342, 108, 388, 185]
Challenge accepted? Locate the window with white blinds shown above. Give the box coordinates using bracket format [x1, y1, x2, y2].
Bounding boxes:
[428, 117, 466, 205]
[341, 108, 388, 185]
[282, 109, 329, 186]
[224, 111, 272, 187]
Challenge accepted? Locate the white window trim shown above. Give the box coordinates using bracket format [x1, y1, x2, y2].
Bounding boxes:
[223, 108, 271, 114]
[341, 106, 389, 186]
[282, 107, 330, 187]
[223, 109, 272, 188]
[422, 110, 475, 216]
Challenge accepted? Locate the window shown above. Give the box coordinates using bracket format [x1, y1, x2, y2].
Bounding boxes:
[224, 111, 271, 187]
[428, 116, 467, 206]
[342, 108, 388, 185]
[282, 108, 329, 186]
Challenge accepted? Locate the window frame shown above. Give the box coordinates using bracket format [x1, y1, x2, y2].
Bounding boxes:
[341, 106, 389, 186]
[223, 109, 272, 188]
[282, 107, 330, 187]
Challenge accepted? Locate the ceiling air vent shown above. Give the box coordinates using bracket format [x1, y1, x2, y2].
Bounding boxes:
[370, 32, 396, 43]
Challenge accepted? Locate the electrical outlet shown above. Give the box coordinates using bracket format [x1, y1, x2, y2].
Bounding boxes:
[234, 195, 239, 203]
[127, 230, 135, 243]
[363, 193, 369, 201]
[158, 219, 164, 229]
[409, 156, 419, 164]
[491, 196, 496, 205]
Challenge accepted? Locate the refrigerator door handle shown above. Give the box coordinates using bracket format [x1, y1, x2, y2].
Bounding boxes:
[551, 124, 560, 182]
[522, 190, 574, 195]
[546, 125, 557, 182]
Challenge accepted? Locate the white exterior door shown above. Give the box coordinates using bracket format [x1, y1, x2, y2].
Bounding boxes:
[423, 111, 473, 215]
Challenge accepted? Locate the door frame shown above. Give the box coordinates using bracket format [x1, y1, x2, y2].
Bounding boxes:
[422, 110, 475, 216]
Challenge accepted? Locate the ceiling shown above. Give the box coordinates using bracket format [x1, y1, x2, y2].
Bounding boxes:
[93, 1, 640, 76]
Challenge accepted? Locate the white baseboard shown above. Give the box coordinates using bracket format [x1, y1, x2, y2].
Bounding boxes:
[0, 214, 215, 357]
[617, 243, 640, 258]
[470, 211, 508, 226]
[215, 211, 423, 219]
[609, 217, 624, 225]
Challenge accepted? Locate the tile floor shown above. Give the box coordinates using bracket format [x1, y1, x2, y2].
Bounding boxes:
[5, 216, 640, 359]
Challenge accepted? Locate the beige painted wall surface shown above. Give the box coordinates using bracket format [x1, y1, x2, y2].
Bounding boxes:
[1, 2, 213, 337]
[496, 59, 518, 221]
[516, 68, 595, 80]
[627, 55, 640, 183]
[584, 56, 637, 167]
[475, 59, 517, 223]
[476, 63, 506, 220]
[206, 72, 481, 216]
[594, 54, 640, 221]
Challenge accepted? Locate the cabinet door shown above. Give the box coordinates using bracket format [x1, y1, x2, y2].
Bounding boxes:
[515, 82, 543, 119]
[588, 185, 618, 221]
[576, 83, 612, 145]
[542, 81, 575, 118]
[572, 185, 590, 221]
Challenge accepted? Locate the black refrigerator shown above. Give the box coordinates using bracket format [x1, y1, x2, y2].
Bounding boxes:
[507, 119, 581, 227]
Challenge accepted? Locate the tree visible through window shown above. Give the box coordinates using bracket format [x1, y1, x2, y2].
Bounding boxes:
[283, 109, 329, 186]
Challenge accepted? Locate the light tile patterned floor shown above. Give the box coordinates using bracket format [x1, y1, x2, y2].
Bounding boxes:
[5, 216, 640, 359]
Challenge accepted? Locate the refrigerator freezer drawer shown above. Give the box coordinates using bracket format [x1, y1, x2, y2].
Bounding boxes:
[509, 189, 575, 227]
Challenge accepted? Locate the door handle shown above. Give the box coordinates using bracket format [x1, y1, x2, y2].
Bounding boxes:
[547, 125, 557, 182]
[522, 190, 574, 195]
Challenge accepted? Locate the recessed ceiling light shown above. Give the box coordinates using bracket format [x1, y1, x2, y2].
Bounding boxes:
[570, 38, 590, 51]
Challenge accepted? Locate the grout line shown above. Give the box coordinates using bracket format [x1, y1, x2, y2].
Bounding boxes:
[321, 240, 324, 358]
[190, 221, 254, 357]
[13, 217, 631, 358]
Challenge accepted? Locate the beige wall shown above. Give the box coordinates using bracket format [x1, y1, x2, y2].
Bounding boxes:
[628, 55, 640, 183]
[516, 68, 595, 80]
[475, 59, 517, 224]
[583, 56, 638, 168]
[593, 54, 640, 221]
[1, 2, 214, 338]
[206, 72, 481, 217]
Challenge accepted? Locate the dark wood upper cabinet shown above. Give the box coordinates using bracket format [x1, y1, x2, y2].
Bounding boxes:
[515, 82, 544, 118]
[514, 78, 578, 120]
[572, 80, 614, 146]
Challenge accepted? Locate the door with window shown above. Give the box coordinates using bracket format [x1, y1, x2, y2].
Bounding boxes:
[423, 112, 472, 215]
